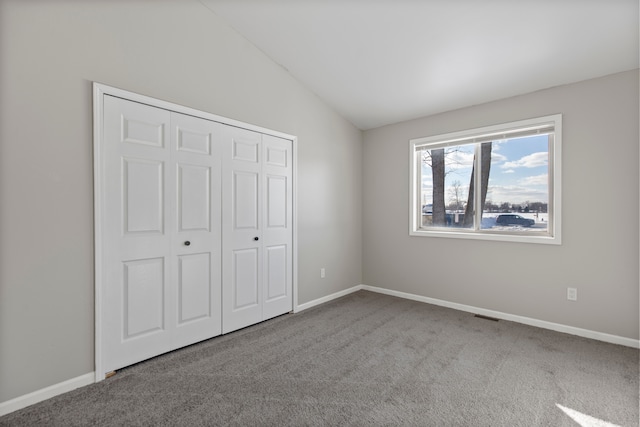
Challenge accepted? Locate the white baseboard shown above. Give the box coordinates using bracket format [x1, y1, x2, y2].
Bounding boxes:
[361, 285, 640, 349]
[294, 285, 363, 312]
[0, 372, 95, 417]
[3, 284, 637, 417]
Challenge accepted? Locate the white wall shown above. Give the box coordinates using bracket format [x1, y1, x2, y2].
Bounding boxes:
[363, 70, 639, 341]
[0, 0, 362, 403]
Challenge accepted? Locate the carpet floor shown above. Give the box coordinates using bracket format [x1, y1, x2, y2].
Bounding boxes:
[1, 290, 638, 426]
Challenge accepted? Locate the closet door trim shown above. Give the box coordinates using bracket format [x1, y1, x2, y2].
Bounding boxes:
[93, 82, 298, 381]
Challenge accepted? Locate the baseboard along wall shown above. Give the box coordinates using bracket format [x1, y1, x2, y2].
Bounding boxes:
[0, 372, 95, 417]
[3, 283, 638, 417]
[295, 284, 640, 349]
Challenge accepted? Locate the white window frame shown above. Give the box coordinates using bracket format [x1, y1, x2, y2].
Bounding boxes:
[409, 114, 562, 245]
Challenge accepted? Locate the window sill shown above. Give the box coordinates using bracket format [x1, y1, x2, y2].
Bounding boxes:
[409, 228, 561, 245]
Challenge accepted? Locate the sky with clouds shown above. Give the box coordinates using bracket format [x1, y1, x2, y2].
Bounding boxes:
[421, 134, 549, 207]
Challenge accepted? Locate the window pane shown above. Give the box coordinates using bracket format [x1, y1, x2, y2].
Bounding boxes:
[410, 114, 560, 244]
[420, 144, 475, 229]
[484, 135, 549, 232]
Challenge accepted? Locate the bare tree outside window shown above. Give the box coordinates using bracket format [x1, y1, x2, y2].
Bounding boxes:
[448, 180, 463, 211]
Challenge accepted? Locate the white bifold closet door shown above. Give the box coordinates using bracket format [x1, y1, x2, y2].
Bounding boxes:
[221, 126, 293, 334]
[102, 96, 222, 373]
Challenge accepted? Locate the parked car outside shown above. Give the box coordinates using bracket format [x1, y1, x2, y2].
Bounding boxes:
[495, 214, 535, 227]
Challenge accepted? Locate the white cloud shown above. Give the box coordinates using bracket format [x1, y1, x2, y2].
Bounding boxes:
[519, 174, 548, 186]
[503, 169, 515, 174]
[491, 152, 508, 164]
[501, 152, 548, 169]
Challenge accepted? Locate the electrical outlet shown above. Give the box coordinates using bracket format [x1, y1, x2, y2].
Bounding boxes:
[567, 287, 577, 301]
[320, 268, 326, 279]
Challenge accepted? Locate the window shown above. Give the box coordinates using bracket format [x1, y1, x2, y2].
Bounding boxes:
[410, 114, 561, 244]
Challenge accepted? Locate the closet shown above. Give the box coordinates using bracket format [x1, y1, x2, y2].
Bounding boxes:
[94, 84, 294, 379]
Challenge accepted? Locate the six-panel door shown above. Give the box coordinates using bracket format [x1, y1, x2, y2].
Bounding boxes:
[261, 134, 293, 320]
[171, 112, 222, 350]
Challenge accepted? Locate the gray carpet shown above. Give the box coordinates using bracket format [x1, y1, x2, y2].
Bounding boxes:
[1, 291, 638, 426]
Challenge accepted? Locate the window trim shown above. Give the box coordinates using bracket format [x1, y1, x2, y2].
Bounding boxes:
[409, 114, 562, 245]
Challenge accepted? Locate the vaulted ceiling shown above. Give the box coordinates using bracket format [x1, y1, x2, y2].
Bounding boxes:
[201, 0, 639, 130]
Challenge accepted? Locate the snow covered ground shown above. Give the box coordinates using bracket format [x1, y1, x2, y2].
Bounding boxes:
[422, 212, 549, 231]
[482, 212, 549, 231]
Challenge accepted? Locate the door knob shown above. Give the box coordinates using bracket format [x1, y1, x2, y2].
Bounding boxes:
[184, 241, 191, 246]
[254, 237, 259, 241]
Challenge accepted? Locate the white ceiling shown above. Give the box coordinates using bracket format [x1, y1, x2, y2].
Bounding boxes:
[200, 0, 639, 130]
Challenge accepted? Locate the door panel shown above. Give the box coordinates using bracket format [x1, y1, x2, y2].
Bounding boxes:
[103, 95, 173, 373]
[233, 248, 260, 309]
[222, 127, 263, 333]
[122, 117, 165, 148]
[171, 112, 222, 349]
[178, 253, 211, 323]
[265, 145, 287, 167]
[177, 127, 211, 155]
[233, 171, 259, 229]
[123, 158, 164, 234]
[262, 134, 293, 320]
[102, 97, 222, 373]
[233, 139, 259, 162]
[222, 128, 293, 332]
[265, 245, 287, 301]
[123, 257, 165, 338]
[178, 164, 211, 232]
[266, 175, 287, 228]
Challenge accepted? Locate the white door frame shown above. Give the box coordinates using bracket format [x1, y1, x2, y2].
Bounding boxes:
[93, 82, 298, 381]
